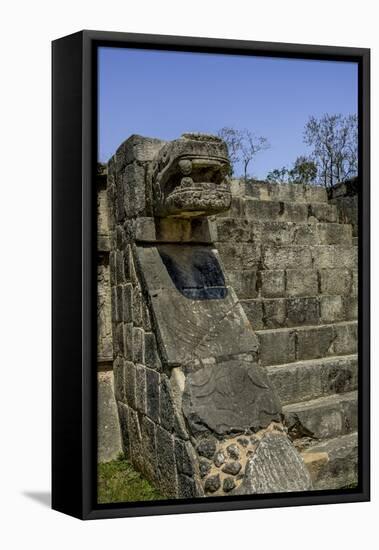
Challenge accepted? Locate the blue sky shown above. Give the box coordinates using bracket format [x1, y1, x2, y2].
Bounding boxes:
[98, 47, 358, 179]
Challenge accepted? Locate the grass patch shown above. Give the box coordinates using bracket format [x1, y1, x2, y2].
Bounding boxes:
[97, 458, 165, 504]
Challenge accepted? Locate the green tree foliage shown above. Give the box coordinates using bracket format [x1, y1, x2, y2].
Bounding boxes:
[267, 157, 317, 185]
[289, 156, 317, 184]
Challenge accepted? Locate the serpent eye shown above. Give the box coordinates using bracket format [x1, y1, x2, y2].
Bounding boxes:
[178, 159, 192, 175]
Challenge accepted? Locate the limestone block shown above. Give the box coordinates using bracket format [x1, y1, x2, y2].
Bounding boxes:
[320, 295, 344, 323]
[257, 328, 296, 366]
[286, 297, 319, 327]
[124, 360, 136, 409]
[296, 325, 335, 361]
[182, 360, 281, 436]
[136, 245, 259, 366]
[145, 368, 160, 422]
[259, 270, 285, 298]
[97, 262, 113, 362]
[156, 427, 178, 497]
[287, 267, 313, 297]
[97, 371, 123, 463]
[319, 268, 352, 296]
[135, 364, 147, 414]
[263, 246, 312, 270]
[236, 432, 312, 494]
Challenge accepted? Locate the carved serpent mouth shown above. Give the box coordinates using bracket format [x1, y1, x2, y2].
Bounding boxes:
[157, 155, 232, 216]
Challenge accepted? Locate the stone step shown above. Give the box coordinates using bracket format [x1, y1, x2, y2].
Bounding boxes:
[226, 267, 357, 299]
[266, 354, 358, 405]
[283, 390, 357, 440]
[242, 294, 357, 330]
[221, 196, 338, 223]
[217, 243, 357, 271]
[231, 181, 329, 204]
[301, 432, 358, 490]
[215, 220, 352, 246]
[256, 320, 357, 366]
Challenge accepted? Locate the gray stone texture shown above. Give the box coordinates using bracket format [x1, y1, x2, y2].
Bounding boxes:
[97, 371, 123, 462]
[103, 134, 358, 497]
[182, 360, 281, 436]
[236, 433, 312, 494]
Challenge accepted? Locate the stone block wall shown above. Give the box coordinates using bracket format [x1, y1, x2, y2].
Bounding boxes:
[103, 134, 312, 499]
[97, 164, 122, 463]
[106, 136, 203, 497]
[328, 177, 358, 242]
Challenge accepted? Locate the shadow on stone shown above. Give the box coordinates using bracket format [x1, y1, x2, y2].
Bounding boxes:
[158, 245, 228, 300]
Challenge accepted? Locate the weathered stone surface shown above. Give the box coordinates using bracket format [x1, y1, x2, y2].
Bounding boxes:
[182, 360, 281, 436]
[156, 427, 177, 497]
[136, 245, 259, 366]
[132, 327, 145, 363]
[216, 243, 261, 271]
[135, 216, 216, 244]
[257, 328, 296, 366]
[223, 477, 237, 492]
[226, 270, 258, 299]
[144, 332, 161, 371]
[319, 268, 353, 296]
[196, 438, 217, 460]
[226, 444, 240, 460]
[214, 451, 226, 468]
[222, 461, 242, 476]
[175, 438, 195, 476]
[267, 355, 358, 405]
[117, 402, 130, 458]
[286, 269, 318, 297]
[128, 408, 144, 472]
[296, 325, 335, 361]
[178, 474, 199, 498]
[204, 474, 221, 494]
[286, 297, 319, 327]
[259, 270, 285, 298]
[113, 357, 125, 403]
[320, 295, 344, 323]
[311, 245, 357, 269]
[333, 321, 357, 355]
[97, 371, 123, 462]
[199, 458, 212, 478]
[135, 364, 147, 414]
[106, 134, 359, 497]
[124, 361, 136, 409]
[140, 415, 158, 482]
[263, 246, 312, 270]
[302, 432, 358, 490]
[145, 368, 160, 422]
[235, 433, 312, 494]
[152, 133, 231, 217]
[283, 391, 358, 440]
[97, 261, 113, 361]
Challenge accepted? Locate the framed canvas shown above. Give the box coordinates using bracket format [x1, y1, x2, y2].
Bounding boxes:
[52, 30, 370, 520]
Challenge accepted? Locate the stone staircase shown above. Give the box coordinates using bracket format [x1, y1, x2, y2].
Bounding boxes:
[214, 181, 358, 490]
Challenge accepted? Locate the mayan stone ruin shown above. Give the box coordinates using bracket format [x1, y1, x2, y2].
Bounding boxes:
[97, 133, 358, 497]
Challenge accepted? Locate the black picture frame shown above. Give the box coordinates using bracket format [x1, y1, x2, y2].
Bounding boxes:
[52, 30, 370, 520]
